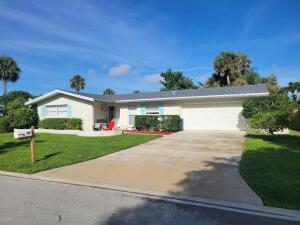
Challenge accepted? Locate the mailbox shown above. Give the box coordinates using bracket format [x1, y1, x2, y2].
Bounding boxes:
[14, 129, 32, 139]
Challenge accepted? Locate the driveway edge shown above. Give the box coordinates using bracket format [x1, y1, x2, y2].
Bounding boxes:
[0, 170, 299, 222]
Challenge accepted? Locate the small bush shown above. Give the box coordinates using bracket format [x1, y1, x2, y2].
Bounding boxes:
[0, 117, 11, 133]
[135, 115, 159, 131]
[250, 111, 293, 134]
[39, 118, 82, 130]
[135, 115, 181, 132]
[160, 115, 181, 132]
[8, 108, 39, 129]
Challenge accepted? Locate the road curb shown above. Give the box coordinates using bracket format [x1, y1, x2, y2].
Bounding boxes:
[0, 170, 299, 222]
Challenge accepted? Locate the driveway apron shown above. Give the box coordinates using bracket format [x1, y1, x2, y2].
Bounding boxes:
[37, 131, 262, 205]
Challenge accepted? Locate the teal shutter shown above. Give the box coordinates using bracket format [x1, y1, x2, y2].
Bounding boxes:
[140, 103, 146, 115]
[67, 105, 72, 117]
[159, 103, 164, 115]
[41, 105, 46, 118]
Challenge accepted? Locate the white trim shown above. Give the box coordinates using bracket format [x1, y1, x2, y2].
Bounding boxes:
[115, 92, 269, 103]
[25, 90, 94, 105]
[180, 100, 244, 106]
[25, 89, 269, 105]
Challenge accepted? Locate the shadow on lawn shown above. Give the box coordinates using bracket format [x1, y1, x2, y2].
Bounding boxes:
[246, 133, 300, 150]
[37, 152, 62, 162]
[0, 140, 44, 154]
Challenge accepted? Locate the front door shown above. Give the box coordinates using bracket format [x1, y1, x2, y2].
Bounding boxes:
[108, 106, 115, 122]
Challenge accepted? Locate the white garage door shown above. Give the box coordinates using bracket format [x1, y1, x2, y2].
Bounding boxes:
[181, 102, 244, 130]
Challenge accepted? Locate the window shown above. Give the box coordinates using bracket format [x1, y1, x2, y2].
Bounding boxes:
[128, 105, 137, 126]
[146, 104, 159, 115]
[128, 105, 137, 115]
[46, 105, 67, 117]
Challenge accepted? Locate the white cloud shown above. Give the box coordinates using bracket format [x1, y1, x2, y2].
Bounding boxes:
[144, 73, 162, 83]
[109, 64, 131, 76]
[87, 68, 98, 77]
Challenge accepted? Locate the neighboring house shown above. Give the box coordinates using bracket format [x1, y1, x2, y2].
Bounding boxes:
[25, 84, 268, 131]
[0, 105, 4, 116]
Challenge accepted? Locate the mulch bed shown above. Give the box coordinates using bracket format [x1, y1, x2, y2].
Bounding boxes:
[123, 130, 174, 135]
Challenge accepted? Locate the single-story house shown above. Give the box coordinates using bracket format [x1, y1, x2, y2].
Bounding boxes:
[25, 84, 268, 131]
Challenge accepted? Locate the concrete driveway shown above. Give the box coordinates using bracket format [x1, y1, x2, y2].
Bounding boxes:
[38, 131, 262, 204]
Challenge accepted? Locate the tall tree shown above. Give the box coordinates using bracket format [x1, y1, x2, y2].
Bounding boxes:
[213, 51, 251, 86]
[69, 74, 85, 93]
[204, 75, 220, 88]
[0, 56, 21, 97]
[242, 68, 260, 85]
[103, 88, 115, 95]
[160, 69, 197, 91]
[258, 74, 278, 92]
[5, 90, 33, 103]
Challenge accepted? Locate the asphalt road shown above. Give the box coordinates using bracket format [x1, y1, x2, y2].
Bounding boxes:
[0, 175, 298, 225]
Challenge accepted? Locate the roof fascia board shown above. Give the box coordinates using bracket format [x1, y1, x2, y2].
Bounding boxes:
[115, 92, 269, 103]
[25, 90, 94, 105]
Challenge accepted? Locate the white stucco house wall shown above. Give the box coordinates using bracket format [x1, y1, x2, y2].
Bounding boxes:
[25, 85, 269, 131]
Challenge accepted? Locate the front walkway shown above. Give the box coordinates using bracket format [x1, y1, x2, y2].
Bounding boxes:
[37, 131, 262, 204]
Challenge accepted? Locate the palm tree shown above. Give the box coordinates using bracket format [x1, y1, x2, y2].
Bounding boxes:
[213, 52, 251, 86]
[69, 74, 85, 93]
[103, 88, 115, 95]
[0, 56, 21, 97]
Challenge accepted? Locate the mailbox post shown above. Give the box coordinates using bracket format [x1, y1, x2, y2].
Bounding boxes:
[30, 126, 36, 163]
[14, 126, 36, 163]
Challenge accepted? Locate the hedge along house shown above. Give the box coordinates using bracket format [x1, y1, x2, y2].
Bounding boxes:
[25, 84, 268, 131]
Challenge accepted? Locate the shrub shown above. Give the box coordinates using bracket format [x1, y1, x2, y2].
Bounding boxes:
[249, 111, 293, 135]
[242, 91, 297, 134]
[242, 92, 296, 119]
[39, 118, 82, 130]
[6, 97, 26, 114]
[0, 117, 11, 133]
[8, 108, 39, 129]
[135, 115, 181, 132]
[135, 115, 159, 131]
[160, 115, 181, 132]
[5, 90, 33, 103]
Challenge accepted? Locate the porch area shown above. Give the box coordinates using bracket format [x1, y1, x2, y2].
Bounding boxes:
[92, 102, 121, 131]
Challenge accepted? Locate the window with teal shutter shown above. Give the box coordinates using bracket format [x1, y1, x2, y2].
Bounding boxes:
[159, 103, 164, 115]
[67, 105, 72, 117]
[41, 105, 46, 118]
[140, 103, 146, 115]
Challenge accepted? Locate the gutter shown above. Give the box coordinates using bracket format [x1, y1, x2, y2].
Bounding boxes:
[25, 90, 95, 105]
[114, 92, 269, 103]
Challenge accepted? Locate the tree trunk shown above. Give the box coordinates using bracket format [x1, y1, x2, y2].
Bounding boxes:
[226, 75, 231, 86]
[3, 79, 7, 97]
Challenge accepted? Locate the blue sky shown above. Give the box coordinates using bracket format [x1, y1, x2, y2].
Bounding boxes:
[0, 0, 299, 95]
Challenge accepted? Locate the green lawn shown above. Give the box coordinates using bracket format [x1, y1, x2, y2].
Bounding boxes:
[240, 129, 300, 210]
[0, 133, 160, 174]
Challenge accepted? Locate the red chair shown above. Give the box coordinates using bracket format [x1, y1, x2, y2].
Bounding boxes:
[103, 120, 116, 131]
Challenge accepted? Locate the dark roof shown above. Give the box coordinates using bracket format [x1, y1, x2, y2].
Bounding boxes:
[65, 84, 268, 103]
